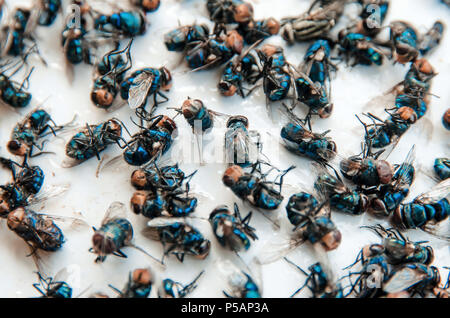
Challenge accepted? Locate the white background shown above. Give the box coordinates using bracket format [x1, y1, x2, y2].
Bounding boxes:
[0, 0, 448, 298]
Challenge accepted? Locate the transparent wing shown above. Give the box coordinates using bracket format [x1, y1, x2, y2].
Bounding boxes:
[24, 7, 40, 35]
[40, 213, 89, 230]
[102, 201, 127, 225]
[312, 162, 348, 195]
[128, 72, 154, 109]
[312, 243, 335, 283]
[61, 158, 86, 168]
[215, 259, 260, 297]
[248, 257, 263, 292]
[383, 267, 427, 294]
[363, 90, 397, 113]
[52, 267, 72, 284]
[256, 234, 305, 265]
[391, 145, 416, 191]
[28, 183, 71, 206]
[421, 220, 450, 242]
[225, 129, 251, 166]
[314, 201, 332, 219]
[414, 178, 450, 205]
[98, 154, 123, 175]
[146, 217, 186, 228]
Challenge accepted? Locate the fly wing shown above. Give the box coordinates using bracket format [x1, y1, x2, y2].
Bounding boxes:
[421, 219, 450, 242]
[363, 90, 397, 113]
[101, 201, 127, 225]
[312, 162, 348, 195]
[215, 259, 260, 297]
[414, 178, 450, 205]
[313, 243, 334, 277]
[40, 213, 89, 230]
[27, 183, 71, 207]
[146, 217, 186, 228]
[24, 7, 40, 36]
[391, 145, 416, 191]
[128, 72, 154, 109]
[225, 128, 251, 166]
[383, 267, 427, 294]
[256, 234, 305, 265]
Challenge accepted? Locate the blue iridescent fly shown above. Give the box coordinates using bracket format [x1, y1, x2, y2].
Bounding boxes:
[218, 42, 261, 98]
[61, 1, 114, 72]
[362, 64, 434, 149]
[216, 259, 262, 298]
[419, 21, 444, 56]
[339, 116, 394, 190]
[284, 258, 344, 298]
[209, 203, 258, 252]
[62, 118, 125, 168]
[0, 156, 44, 217]
[91, 41, 133, 109]
[0, 156, 44, 196]
[130, 166, 198, 219]
[313, 164, 369, 216]
[95, 10, 147, 37]
[99, 113, 177, 170]
[393, 94, 427, 120]
[224, 115, 261, 167]
[363, 224, 434, 266]
[7, 207, 65, 253]
[158, 271, 204, 298]
[143, 217, 211, 263]
[295, 39, 336, 119]
[362, 110, 414, 150]
[109, 268, 154, 298]
[61, 18, 90, 67]
[434, 158, 450, 181]
[402, 58, 435, 99]
[280, 104, 337, 163]
[130, 163, 186, 191]
[258, 193, 341, 265]
[173, 98, 218, 133]
[0, 56, 34, 109]
[1, 7, 40, 58]
[354, 0, 389, 37]
[125, 114, 177, 166]
[120, 66, 172, 113]
[280, 0, 345, 44]
[33, 270, 73, 298]
[368, 146, 416, 217]
[90, 201, 163, 264]
[343, 242, 391, 298]
[38, 0, 62, 26]
[206, 0, 253, 24]
[256, 44, 292, 103]
[8, 108, 75, 158]
[164, 23, 210, 52]
[383, 263, 441, 296]
[172, 97, 227, 164]
[338, 32, 385, 66]
[237, 17, 280, 44]
[184, 26, 243, 71]
[388, 21, 419, 64]
[391, 178, 449, 240]
[223, 161, 295, 211]
[285, 196, 341, 250]
[285, 192, 319, 227]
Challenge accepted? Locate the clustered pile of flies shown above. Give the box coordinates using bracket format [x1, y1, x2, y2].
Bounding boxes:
[0, 0, 448, 299]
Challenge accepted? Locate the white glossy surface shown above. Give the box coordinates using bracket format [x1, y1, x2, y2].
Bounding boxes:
[0, 0, 448, 298]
